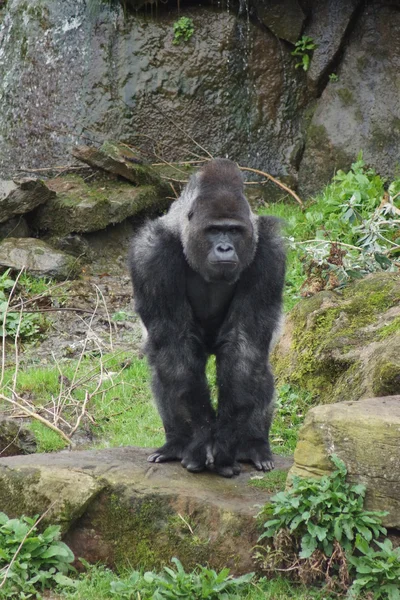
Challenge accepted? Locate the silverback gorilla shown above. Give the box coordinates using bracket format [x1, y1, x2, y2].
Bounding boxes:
[129, 159, 285, 477]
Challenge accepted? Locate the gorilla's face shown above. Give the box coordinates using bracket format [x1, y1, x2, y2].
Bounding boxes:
[184, 189, 257, 284]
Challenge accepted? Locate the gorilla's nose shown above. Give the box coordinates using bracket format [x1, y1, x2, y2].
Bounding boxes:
[215, 243, 235, 261]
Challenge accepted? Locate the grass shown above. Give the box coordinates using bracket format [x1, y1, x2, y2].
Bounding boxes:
[0, 354, 313, 456]
[63, 564, 333, 599]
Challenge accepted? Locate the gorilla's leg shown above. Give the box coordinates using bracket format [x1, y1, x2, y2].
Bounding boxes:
[147, 342, 215, 472]
[213, 344, 275, 476]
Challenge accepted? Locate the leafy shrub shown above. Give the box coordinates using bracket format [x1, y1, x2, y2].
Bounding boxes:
[284, 154, 400, 294]
[0, 512, 75, 598]
[257, 455, 387, 593]
[348, 537, 400, 600]
[110, 557, 253, 599]
[291, 36, 317, 71]
[173, 17, 194, 45]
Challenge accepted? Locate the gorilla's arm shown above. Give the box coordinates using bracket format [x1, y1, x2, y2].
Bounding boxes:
[129, 221, 215, 470]
[213, 216, 285, 476]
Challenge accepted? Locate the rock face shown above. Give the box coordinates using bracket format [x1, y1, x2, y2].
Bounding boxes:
[289, 396, 400, 528]
[0, 238, 80, 279]
[0, 178, 55, 223]
[0, 0, 308, 181]
[0, 447, 292, 573]
[272, 272, 400, 404]
[299, 0, 400, 195]
[33, 174, 166, 235]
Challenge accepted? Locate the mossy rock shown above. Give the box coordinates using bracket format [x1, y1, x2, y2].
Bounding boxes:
[272, 272, 400, 403]
[32, 174, 170, 235]
[0, 237, 80, 280]
[0, 446, 293, 574]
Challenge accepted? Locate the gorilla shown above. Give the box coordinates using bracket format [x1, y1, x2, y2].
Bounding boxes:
[129, 159, 285, 477]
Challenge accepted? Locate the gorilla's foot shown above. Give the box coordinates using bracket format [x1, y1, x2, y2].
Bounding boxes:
[181, 439, 213, 473]
[213, 462, 241, 478]
[237, 440, 275, 471]
[147, 441, 186, 463]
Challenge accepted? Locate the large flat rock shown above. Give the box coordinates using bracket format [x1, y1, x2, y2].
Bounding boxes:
[0, 447, 292, 573]
[289, 396, 400, 528]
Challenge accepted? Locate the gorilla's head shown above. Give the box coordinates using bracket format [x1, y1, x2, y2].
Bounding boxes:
[181, 159, 258, 284]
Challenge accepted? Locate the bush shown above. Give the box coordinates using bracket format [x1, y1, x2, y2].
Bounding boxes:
[0, 512, 75, 598]
[257, 455, 392, 597]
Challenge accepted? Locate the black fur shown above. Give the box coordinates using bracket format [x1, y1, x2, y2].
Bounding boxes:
[129, 159, 285, 477]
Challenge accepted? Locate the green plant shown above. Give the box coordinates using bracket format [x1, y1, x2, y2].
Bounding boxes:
[173, 17, 194, 45]
[270, 384, 315, 455]
[0, 512, 75, 598]
[257, 456, 387, 590]
[109, 557, 253, 599]
[291, 36, 317, 71]
[0, 270, 42, 339]
[348, 537, 400, 600]
[329, 73, 339, 82]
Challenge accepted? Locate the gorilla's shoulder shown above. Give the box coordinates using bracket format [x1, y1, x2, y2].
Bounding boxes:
[129, 219, 183, 280]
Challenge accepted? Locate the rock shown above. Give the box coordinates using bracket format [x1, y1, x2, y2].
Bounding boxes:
[0, 216, 30, 241]
[0, 418, 37, 457]
[46, 233, 93, 260]
[305, 0, 362, 92]
[289, 396, 400, 528]
[272, 272, 400, 404]
[33, 174, 168, 235]
[0, 1, 308, 181]
[251, 0, 305, 44]
[0, 447, 292, 573]
[0, 238, 80, 279]
[0, 178, 55, 223]
[72, 142, 168, 190]
[299, 0, 400, 196]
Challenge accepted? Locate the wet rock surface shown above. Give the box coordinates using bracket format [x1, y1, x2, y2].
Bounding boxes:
[289, 396, 400, 528]
[299, 0, 400, 195]
[0, 446, 293, 573]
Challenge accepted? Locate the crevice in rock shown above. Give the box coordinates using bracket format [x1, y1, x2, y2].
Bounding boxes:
[314, 0, 367, 98]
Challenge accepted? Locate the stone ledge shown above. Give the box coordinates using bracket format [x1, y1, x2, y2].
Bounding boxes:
[0, 447, 292, 573]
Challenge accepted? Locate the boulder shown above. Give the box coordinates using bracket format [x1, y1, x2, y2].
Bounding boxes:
[72, 142, 168, 189]
[0, 178, 55, 223]
[289, 396, 400, 528]
[251, 0, 305, 44]
[0, 447, 292, 573]
[272, 272, 400, 404]
[305, 0, 362, 93]
[0, 418, 37, 457]
[33, 174, 169, 235]
[299, 0, 400, 196]
[0, 238, 80, 279]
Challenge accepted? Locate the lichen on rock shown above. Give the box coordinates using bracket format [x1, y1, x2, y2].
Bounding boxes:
[272, 272, 400, 404]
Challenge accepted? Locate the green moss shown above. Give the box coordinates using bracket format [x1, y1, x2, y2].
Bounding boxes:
[273, 273, 400, 403]
[90, 491, 211, 571]
[336, 88, 354, 106]
[378, 317, 400, 340]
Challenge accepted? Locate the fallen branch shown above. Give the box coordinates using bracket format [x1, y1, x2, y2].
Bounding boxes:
[239, 166, 304, 208]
